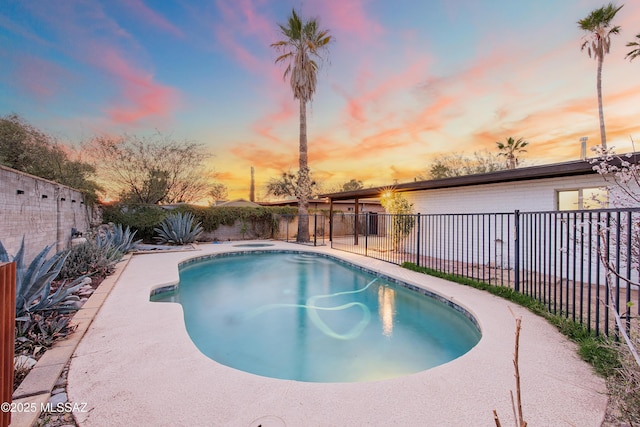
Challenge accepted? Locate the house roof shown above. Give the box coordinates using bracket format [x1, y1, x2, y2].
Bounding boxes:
[321, 153, 640, 201]
[258, 198, 381, 207]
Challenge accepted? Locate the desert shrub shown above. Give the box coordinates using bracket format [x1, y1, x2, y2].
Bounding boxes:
[101, 203, 298, 240]
[176, 205, 297, 235]
[101, 203, 168, 242]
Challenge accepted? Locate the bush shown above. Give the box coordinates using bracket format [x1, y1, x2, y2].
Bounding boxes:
[176, 205, 297, 235]
[101, 203, 168, 242]
[101, 203, 299, 240]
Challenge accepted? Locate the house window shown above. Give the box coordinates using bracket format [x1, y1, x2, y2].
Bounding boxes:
[557, 187, 607, 210]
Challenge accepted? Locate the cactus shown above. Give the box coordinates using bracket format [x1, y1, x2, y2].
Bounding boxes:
[154, 212, 203, 245]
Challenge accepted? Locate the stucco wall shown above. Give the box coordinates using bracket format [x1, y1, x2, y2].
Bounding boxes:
[0, 165, 91, 262]
[402, 174, 609, 214]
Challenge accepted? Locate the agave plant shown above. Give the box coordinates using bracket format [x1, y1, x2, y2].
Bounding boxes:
[154, 212, 203, 245]
[97, 223, 140, 256]
[59, 240, 120, 280]
[0, 238, 87, 317]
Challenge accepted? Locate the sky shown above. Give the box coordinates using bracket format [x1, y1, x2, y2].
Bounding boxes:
[1, 0, 640, 201]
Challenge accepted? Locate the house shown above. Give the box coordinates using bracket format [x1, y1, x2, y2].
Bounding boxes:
[321, 155, 640, 215]
[321, 154, 640, 287]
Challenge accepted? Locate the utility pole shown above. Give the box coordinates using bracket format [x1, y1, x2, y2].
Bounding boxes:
[250, 166, 255, 202]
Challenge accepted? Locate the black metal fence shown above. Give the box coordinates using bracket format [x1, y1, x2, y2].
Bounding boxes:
[272, 214, 328, 246]
[331, 209, 640, 336]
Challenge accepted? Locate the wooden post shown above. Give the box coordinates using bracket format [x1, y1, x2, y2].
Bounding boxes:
[1, 262, 16, 427]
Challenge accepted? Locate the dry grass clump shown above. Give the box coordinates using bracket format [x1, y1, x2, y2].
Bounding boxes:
[605, 323, 640, 426]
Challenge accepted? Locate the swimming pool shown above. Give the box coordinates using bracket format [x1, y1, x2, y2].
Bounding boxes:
[151, 251, 481, 382]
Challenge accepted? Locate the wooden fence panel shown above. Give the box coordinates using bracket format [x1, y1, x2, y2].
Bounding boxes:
[0, 262, 16, 427]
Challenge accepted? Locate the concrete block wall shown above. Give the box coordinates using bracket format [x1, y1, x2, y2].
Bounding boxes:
[0, 166, 91, 263]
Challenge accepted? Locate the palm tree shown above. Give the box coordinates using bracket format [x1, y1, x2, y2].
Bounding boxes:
[496, 137, 529, 169]
[578, 3, 623, 149]
[271, 9, 332, 242]
[626, 33, 640, 61]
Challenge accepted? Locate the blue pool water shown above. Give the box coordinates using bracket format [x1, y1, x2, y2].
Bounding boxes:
[151, 251, 481, 383]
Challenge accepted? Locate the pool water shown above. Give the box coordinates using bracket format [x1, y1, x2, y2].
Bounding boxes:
[151, 252, 481, 383]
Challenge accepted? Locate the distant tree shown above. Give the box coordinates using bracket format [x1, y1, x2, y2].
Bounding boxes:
[420, 150, 505, 179]
[208, 183, 228, 204]
[266, 171, 297, 198]
[578, 2, 623, 149]
[341, 179, 364, 192]
[496, 137, 529, 169]
[85, 133, 212, 204]
[0, 114, 100, 201]
[265, 170, 319, 199]
[626, 33, 640, 61]
[271, 9, 332, 242]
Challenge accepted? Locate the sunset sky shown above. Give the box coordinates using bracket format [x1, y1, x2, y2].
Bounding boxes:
[1, 0, 639, 200]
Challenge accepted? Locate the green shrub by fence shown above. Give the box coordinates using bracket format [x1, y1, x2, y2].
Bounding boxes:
[101, 203, 298, 242]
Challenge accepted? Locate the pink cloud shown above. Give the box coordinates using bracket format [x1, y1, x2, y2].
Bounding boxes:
[230, 142, 297, 171]
[336, 58, 429, 126]
[12, 54, 70, 101]
[213, 0, 275, 70]
[16, 0, 181, 126]
[250, 99, 294, 142]
[118, 0, 184, 38]
[233, 0, 274, 38]
[95, 46, 179, 124]
[214, 27, 264, 71]
[307, 0, 384, 43]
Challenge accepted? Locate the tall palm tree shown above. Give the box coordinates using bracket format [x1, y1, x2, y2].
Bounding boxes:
[626, 33, 640, 61]
[496, 137, 529, 169]
[271, 9, 331, 242]
[578, 3, 623, 149]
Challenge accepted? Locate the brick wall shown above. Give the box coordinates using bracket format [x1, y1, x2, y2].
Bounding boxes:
[0, 165, 91, 262]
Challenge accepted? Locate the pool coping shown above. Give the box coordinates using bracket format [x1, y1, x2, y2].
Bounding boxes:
[67, 241, 608, 426]
[9, 254, 132, 427]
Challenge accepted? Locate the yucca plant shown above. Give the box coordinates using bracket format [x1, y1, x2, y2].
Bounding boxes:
[0, 238, 87, 317]
[154, 212, 203, 245]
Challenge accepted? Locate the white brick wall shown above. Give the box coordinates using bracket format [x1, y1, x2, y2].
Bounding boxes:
[403, 174, 609, 214]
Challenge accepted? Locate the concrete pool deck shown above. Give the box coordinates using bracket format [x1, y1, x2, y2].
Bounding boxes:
[67, 241, 608, 426]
